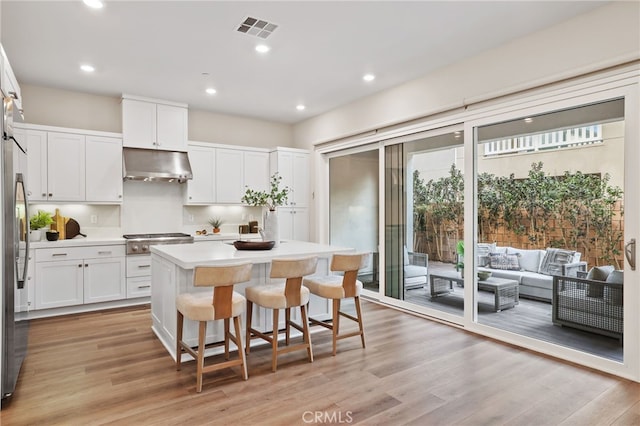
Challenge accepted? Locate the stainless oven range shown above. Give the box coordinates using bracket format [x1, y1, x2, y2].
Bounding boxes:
[122, 233, 194, 298]
[123, 233, 194, 255]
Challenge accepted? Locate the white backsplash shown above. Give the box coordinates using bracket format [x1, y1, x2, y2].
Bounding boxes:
[122, 180, 184, 234]
[183, 205, 263, 235]
[31, 182, 265, 238]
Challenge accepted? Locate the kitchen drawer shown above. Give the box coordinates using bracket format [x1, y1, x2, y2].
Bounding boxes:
[36, 245, 125, 262]
[82, 245, 125, 259]
[36, 246, 86, 262]
[127, 255, 152, 277]
[127, 276, 151, 298]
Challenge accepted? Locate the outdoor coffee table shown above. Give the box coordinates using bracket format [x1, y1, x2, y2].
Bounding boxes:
[429, 271, 519, 312]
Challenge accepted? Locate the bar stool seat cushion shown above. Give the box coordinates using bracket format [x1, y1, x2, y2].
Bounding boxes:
[176, 291, 246, 322]
[246, 283, 310, 309]
[303, 275, 363, 299]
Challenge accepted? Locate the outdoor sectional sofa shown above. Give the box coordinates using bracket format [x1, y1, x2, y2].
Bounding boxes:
[477, 244, 587, 302]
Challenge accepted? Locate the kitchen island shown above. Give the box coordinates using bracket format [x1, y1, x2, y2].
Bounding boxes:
[150, 240, 353, 360]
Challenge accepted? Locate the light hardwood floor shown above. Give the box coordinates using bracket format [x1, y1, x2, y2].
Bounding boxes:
[1, 302, 638, 425]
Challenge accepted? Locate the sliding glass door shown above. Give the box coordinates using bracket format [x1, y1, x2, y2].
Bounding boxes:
[384, 127, 465, 317]
[329, 148, 379, 291]
[472, 98, 627, 362]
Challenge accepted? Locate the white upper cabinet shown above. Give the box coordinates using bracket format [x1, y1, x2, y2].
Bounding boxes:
[186, 142, 270, 205]
[215, 148, 244, 203]
[156, 104, 188, 151]
[24, 129, 48, 202]
[243, 150, 270, 194]
[122, 98, 156, 149]
[186, 144, 216, 204]
[122, 95, 188, 151]
[17, 124, 123, 204]
[47, 132, 86, 202]
[85, 136, 123, 202]
[270, 148, 310, 207]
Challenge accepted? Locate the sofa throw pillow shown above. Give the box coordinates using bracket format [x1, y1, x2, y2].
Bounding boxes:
[585, 265, 615, 298]
[488, 253, 521, 271]
[539, 248, 576, 276]
[604, 270, 624, 305]
[586, 265, 615, 281]
[477, 243, 496, 267]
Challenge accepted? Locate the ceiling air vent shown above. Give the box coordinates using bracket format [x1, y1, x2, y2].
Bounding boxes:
[237, 16, 278, 39]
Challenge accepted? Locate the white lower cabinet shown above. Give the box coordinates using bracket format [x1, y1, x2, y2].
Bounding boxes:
[34, 244, 126, 310]
[83, 257, 126, 304]
[35, 259, 84, 309]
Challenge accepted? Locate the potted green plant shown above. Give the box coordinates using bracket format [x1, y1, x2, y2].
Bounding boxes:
[455, 240, 464, 276]
[241, 173, 289, 246]
[208, 217, 223, 233]
[29, 210, 54, 242]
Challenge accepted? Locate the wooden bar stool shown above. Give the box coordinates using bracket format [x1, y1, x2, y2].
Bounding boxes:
[176, 262, 252, 393]
[245, 256, 318, 372]
[303, 253, 371, 356]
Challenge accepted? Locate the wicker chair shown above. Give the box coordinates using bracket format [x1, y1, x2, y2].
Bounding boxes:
[552, 274, 623, 341]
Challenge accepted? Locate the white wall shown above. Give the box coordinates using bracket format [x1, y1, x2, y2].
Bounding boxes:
[293, 2, 640, 149]
[21, 84, 294, 149]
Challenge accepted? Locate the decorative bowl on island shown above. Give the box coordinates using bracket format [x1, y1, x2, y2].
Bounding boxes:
[233, 240, 275, 251]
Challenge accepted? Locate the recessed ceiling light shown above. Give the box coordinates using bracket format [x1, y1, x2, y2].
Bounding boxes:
[80, 64, 95, 73]
[205, 88, 217, 95]
[255, 44, 270, 53]
[83, 0, 104, 9]
[524, 117, 533, 123]
[363, 74, 375, 82]
[296, 105, 306, 111]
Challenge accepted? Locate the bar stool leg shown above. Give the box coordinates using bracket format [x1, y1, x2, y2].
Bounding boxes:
[332, 299, 340, 356]
[176, 310, 184, 370]
[224, 318, 230, 360]
[285, 308, 291, 345]
[300, 304, 313, 363]
[234, 315, 248, 380]
[196, 321, 207, 393]
[245, 301, 253, 355]
[355, 296, 365, 348]
[272, 308, 279, 372]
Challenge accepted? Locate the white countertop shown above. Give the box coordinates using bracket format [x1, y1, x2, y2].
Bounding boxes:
[151, 240, 354, 269]
[30, 237, 125, 249]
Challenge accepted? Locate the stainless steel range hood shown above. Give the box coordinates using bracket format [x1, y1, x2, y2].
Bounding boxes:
[123, 147, 192, 183]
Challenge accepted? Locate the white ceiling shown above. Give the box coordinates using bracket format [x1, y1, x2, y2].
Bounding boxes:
[1, 1, 607, 124]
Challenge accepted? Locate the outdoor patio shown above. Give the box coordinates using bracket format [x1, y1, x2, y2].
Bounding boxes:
[404, 261, 623, 362]
[361, 261, 623, 362]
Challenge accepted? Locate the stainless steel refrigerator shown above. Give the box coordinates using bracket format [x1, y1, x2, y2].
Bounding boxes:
[1, 81, 29, 402]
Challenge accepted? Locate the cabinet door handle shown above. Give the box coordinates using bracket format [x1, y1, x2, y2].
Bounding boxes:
[137, 285, 151, 289]
[78, 264, 82, 268]
[98, 251, 112, 255]
[137, 264, 151, 269]
[85, 264, 88, 267]
[48, 193, 53, 197]
[42, 193, 46, 197]
[52, 253, 68, 257]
